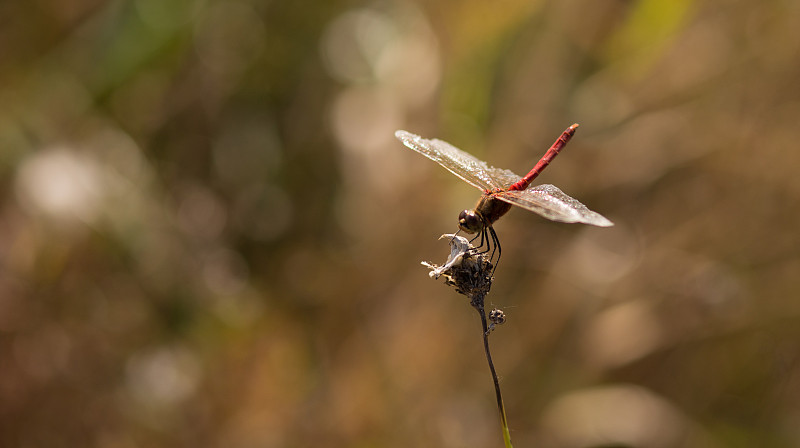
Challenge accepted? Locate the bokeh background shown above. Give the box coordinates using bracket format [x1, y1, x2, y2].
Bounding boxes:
[2, 0, 799, 447]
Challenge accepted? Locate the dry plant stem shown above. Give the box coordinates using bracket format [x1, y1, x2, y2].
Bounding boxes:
[473, 300, 513, 448]
[424, 235, 513, 448]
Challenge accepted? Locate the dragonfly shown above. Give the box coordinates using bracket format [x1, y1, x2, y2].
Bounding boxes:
[395, 124, 613, 268]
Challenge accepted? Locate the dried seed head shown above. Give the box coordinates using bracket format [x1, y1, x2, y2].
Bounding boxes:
[485, 308, 507, 334]
[489, 308, 506, 326]
[422, 234, 494, 300]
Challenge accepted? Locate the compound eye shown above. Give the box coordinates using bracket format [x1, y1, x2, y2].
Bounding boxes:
[458, 210, 483, 234]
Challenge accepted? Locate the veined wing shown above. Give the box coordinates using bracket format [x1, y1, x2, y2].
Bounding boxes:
[395, 130, 522, 191]
[496, 184, 614, 227]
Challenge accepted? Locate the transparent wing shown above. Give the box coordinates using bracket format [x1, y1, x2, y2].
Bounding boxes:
[496, 184, 614, 227]
[395, 130, 522, 191]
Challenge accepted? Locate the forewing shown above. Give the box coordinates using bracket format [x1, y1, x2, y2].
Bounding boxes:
[496, 184, 614, 227]
[484, 165, 523, 187]
[395, 130, 521, 191]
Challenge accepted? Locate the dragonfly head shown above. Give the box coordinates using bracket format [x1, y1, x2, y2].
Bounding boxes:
[458, 209, 484, 234]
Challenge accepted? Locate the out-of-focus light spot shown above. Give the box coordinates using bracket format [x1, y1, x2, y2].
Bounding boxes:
[582, 300, 663, 369]
[320, 6, 440, 107]
[12, 129, 152, 234]
[331, 87, 400, 154]
[14, 147, 104, 224]
[541, 385, 694, 448]
[194, 2, 265, 75]
[231, 183, 293, 243]
[176, 184, 227, 240]
[125, 345, 200, 411]
[375, 30, 440, 108]
[321, 9, 396, 84]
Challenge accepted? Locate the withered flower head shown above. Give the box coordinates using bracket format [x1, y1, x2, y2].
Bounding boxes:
[422, 234, 494, 302]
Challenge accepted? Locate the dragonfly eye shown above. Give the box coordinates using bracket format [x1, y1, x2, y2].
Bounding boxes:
[458, 209, 483, 234]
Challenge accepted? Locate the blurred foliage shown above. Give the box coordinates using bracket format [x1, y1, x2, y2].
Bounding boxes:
[2, 0, 800, 447]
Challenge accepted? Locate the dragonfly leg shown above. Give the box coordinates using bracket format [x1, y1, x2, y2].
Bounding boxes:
[488, 226, 501, 274]
[475, 227, 493, 255]
[469, 229, 484, 252]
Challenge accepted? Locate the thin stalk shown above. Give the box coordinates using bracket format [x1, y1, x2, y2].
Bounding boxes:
[476, 305, 513, 448]
[425, 235, 512, 447]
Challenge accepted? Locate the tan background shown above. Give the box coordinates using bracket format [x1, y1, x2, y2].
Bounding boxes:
[1, 0, 799, 447]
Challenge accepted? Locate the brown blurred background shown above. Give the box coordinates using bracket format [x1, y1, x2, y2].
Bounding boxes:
[1, 0, 799, 447]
